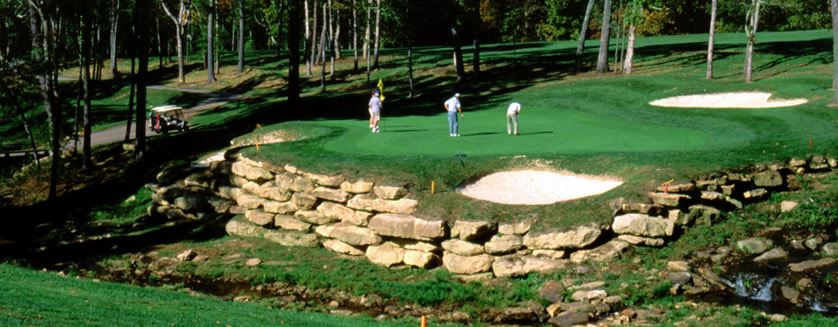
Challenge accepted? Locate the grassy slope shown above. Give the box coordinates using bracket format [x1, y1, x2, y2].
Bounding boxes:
[0, 263, 415, 326]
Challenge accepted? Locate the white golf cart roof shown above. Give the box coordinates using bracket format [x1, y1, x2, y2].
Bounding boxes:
[151, 105, 183, 113]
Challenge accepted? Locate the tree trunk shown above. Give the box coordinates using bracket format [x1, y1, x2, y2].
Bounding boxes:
[472, 38, 480, 75]
[125, 40, 136, 142]
[135, 0, 149, 162]
[833, 0, 838, 104]
[707, 0, 717, 80]
[596, 0, 612, 73]
[110, 0, 120, 77]
[320, 2, 327, 91]
[334, 9, 341, 60]
[744, 0, 760, 83]
[451, 26, 464, 84]
[304, 0, 311, 76]
[372, 0, 380, 68]
[29, 1, 61, 201]
[238, 0, 244, 74]
[160, 1, 186, 83]
[289, 0, 302, 105]
[408, 44, 414, 98]
[156, 14, 163, 70]
[310, 0, 318, 66]
[19, 109, 39, 168]
[576, 0, 596, 71]
[352, 0, 358, 71]
[208, 0, 215, 83]
[82, 11, 92, 170]
[328, 0, 334, 78]
[623, 24, 636, 74]
[365, 0, 370, 82]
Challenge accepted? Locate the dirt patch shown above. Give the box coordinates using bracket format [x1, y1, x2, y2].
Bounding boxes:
[457, 170, 623, 205]
[649, 92, 807, 109]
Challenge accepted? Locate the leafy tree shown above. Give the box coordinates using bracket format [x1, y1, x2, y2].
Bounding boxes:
[0, 60, 42, 167]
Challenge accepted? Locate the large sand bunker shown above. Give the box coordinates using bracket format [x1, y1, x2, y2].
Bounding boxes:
[458, 170, 623, 205]
[650, 92, 807, 109]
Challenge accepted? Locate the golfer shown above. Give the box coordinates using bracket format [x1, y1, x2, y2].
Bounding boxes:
[506, 102, 521, 135]
[368, 89, 382, 133]
[443, 93, 463, 137]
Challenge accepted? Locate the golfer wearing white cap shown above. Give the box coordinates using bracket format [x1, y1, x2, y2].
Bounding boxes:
[443, 93, 463, 137]
[368, 89, 382, 133]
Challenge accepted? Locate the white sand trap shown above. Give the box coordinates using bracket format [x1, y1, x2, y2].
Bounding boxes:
[649, 92, 807, 109]
[458, 170, 623, 205]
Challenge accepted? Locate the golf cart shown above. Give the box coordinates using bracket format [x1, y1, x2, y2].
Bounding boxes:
[149, 105, 189, 134]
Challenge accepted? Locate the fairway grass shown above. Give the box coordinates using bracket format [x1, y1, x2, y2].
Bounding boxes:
[0, 263, 415, 326]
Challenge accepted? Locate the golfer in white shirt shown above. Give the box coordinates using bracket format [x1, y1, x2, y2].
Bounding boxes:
[506, 102, 521, 135]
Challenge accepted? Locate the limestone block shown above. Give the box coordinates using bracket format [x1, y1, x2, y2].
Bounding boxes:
[305, 172, 346, 187]
[753, 248, 788, 262]
[311, 186, 350, 203]
[366, 242, 405, 267]
[498, 219, 535, 235]
[294, 210, 338, 225]
[789, 258, 836, 272]
[263, 200, 298, 214]
[315, 224, 382, 246]
[230, 175, 249, 187]
[245, 209, 275, 226]
[216, 186, 242, 200]
[292, 193, 318, 210]
[522, 226, 602, 250]
[234, 193, 263, 209]
[531, 250, 566, 260]
[736, 237, 773, 255]
[788, 158, 807, 168]
[341, 180, 374, 194]
[451, 220, 497, 241]
[780, 201, 799, 213]
[611, 214, 674, 238]
[687, 205, 721, 226]
[402, 242, 440, 253]
[492, 255, 566, 278]
[442, 252, 494, 275]
[317, 202, 372, 226]
[484, 234, 523, 254]
[656, 182, 696, 193]
[743, 188, 768, 200]
[225, 217, 265, 239]
[368, 214, 446, 241]
[753, 171, 784, 188]
[231, 161, 273, 181]
[404, 250, 440, 268]
[323, 239, 365, 256]
[648, 192, 691, 207]
[263, 230, 319, 247]
[373, 185, 407, 200]
[569, 240, 631, 263]
[347, 194, 419, 214]
[617, 235, 665, 246]
[721, 184, 735, 196]
[274, 215, 312, 232]
[441, 239, 485, 256]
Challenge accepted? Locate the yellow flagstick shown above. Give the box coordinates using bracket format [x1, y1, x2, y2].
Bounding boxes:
[377, 79, 386, 102]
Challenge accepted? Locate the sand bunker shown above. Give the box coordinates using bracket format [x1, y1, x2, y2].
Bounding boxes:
[458, 170, 623, 205]
[649, 92, 807, 109]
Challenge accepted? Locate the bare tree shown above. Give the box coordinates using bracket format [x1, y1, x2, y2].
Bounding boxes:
[288, 0, 302, 105]
[81, 7, 92, 169]
[596, 0, 612, 73]
[319, 1, 327, 90]
[576, 0, 596, 71]
[304, 0, 311, 75]
[160, 0, 192, 84]
[744, 0, 761, 83]
[334, 6, 340, 60]
[310, 0, 318, 67]
[352, 0, 357, 71]
[207, 0, 215, 83]
[364, 0, 370, 81]
[372, 0, 380, 68]
[109, 0, 120, 77]
[328, 0, 334, 78]
[706, 0, 717, 80]
[622, 0, 643, 75]
[134, 0, 150, 161]
[237, 0, 244, 74]
[451, 25, 464, 84]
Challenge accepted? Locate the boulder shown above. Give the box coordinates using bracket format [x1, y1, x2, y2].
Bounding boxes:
[304, 172, 346, 187]
[294, 210, 337, 225]
[789, 258, 836, 272]
[317, 202, 372, 226]
[548, 311, 589, 327]
[442, 252, 494, 275]
[823, 242, 838, 256]
[245, 258, 262, 266]
[687, 205, 721, 226]
[648, 192, 691, 207]
[571, 289, 607, 303]
[373, 185, 407, 200]
[721, 184, 736, 196]
[656, 182, 696, 193]
[441, 239, 485, 256]
[231, 161, 273, 181]
[322, 239, 365, 256]
[263, 200, 298, 214]
[173, 196, 202, 212]
[531, 250, 566, 260]
[368, 214, 446, 241]
[805, 237, 824, 250]
[274, 215, 312, 232]
[226, 217, 264, 239]
[736, 237, 773, 255]
[311, 187, 350, 203]
[291, 193, 318, 210]
[666, 261, 690, 272]
[617, 235, 665, 247]
[216, 186, 242, 200]
[780, 201, 799, 213]
[753, 171, 784, 188]
[365, 242, 405, 267]
[176, 249, 198, 262]
[263, 230, 319, 247]
[242, 182, 291, 202]
[753, 248, 788, 262]
[451, 220, 497, 241]
[569, 240, 631, 263]
[498, 219, 535, 235]
[492, 306, 543, 324]
[781, 286, 802, 304]
[485, 235, 524, 254]
[347, 195, 419, 214]
[314, 224, 382, 246]
[666, 272, 692, 285]
[700, 191, 725, 202]
[523, 226, 602, 250]
[341, 180, 374, 194]
[617, 203, 666, 216]
[402, 242, 439, 253]
[245, 209, 275, 226]
[743, 188, 768, 200]
[539, 280, 565, 304]
[788, 158, 807, 168]
[403, 250, 439, 268]
[492, 255, 566, 278]
[611, 214, 674, 238]
[234, 193, 263, 209]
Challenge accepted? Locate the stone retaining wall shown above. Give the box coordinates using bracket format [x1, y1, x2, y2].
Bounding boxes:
[147, 152, 838, 279]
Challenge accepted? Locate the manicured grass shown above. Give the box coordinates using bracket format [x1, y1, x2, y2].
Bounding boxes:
[0, 263, 417, 326]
